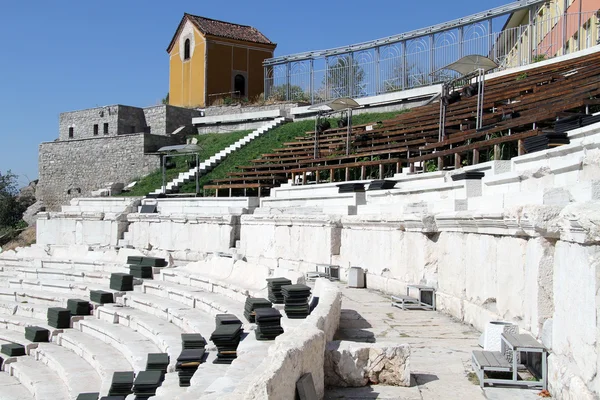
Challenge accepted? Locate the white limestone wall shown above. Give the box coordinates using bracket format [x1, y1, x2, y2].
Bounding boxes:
[240, 214, 341, 268]
[36, 213, 127, 247]
[126, 214, 239, 252]
[142, 197, 259, 215]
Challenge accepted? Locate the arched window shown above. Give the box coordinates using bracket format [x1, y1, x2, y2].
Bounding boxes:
[184, 39, 190, 60]
[234, 74, 246, 97]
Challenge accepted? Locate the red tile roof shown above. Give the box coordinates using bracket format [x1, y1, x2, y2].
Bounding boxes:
[167, 14, 276, 53]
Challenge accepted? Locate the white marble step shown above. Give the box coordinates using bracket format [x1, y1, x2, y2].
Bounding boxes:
[0, 372, 35, 400]
[55, 329, 132, 395]
[12, 289, 89, 307]
[0, 301, 49, 321]
[3, 278, 121, 299]
[0, 330, 37, 355]
[6, 356, 70, 400]
[0, 314, 58, 336]
[119, 291, 216, 337]
[137, 280, 246, 320]
[33, 343, 101, 399]
[95, 304, 183, 371]
[75, 318, 160, 372]
[4, 268, 110, 284]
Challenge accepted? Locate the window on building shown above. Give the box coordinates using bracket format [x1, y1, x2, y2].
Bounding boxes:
[184, 39, 191, 60]
[68, 127, 74, 138]
[234, 74, 246, 97]
[130, 125, 136, 133]
[93, 124, 99, 136]
[103, 123, 109, 134]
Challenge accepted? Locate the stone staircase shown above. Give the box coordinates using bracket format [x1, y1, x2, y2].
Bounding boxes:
[149, 117, 287, 196]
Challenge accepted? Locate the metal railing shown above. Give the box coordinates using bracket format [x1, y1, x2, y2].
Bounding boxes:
[264, 8, 600, 104]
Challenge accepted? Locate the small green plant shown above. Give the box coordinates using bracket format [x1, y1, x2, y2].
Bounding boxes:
[467, 372, 480, 385]
[425, 160, 437, 172]
[223, 97, 234, 106]
[516, 73, 528, 81]
[532, 54, 547, 63]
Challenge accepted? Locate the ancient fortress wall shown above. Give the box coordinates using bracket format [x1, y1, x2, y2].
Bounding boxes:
[38, 133, 177, 210]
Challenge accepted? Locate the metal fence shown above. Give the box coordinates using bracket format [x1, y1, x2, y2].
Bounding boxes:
[264, 8, 600, 104]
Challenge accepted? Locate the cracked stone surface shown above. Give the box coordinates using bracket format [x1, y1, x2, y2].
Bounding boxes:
[325, 341, 410, 387]
[325, 285, 542, 400]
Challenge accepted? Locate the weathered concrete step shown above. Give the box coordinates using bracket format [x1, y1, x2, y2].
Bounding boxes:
[3, 278, 121, 299]
[0, 314, 58, 336]
[137, 279, 245, 320]
[0, 330, 37, 355]
[120, 291, 216, 337]
[6, 356, 70, 400]
[33, 343, 101, 399]
[96, 304, 183, 371]
[75, 318, 160, 372]
[55, 329, 132, 395]
[0, 301, 50, 320]
[0, 372, 35, 400]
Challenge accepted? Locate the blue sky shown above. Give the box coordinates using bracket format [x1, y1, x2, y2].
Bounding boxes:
[0, 0, 511, 187]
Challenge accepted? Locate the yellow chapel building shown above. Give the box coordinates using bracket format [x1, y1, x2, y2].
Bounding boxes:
[167, 14, 277, 108]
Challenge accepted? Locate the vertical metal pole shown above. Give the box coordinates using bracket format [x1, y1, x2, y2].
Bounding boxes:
[578, 0, 583, 51]
[488, 19, 493, 60]
[429, 35, 435, 84]
[310, 59, 315, 104]
[458, 26, 464, 59]
[563, 0, 568, 55]
[375, 47, 380, 95]
[325, 56, 329, 100]
[162, 155, 166, 194]
[402, 41, 407, 90]
[264, 65, 268, 100]
[346, 108, 352, 156]
[314, 114, 319, 159]
[528, 6, 534, 64]
[195, 153, 199, 195]
[349, 52, 355, 98]
[286, 62, 291, 101]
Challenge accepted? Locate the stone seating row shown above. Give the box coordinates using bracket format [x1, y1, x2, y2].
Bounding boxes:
[0, 328, 104, 400]
[3, 355, 71, 400]
[0, 252, 305, 398]
[0, 298, 163, 397]
[160, 257, 303, 304]
[0, 371, 35, 400]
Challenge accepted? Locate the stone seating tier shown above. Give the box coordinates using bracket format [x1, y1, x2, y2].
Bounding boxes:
[5, 356, 71, 400]
[32, 343, 102, 399]
[0, 372, 35, 400]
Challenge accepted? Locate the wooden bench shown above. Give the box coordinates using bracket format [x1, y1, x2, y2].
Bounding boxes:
[472, 350, 513, 388]
[391, 294, 422, 310]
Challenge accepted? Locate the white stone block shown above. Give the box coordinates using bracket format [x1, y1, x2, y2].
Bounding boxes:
[324, 341, 411, 387]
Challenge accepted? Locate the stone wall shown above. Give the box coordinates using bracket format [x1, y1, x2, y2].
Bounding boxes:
[59, 105, 120, 140]
[126, 214, 240, 253]
[38, 133, 179, 210]
[143, 105, 202, 135]
[203, 103, 300, 117]
[117, 105, 147, 134]
[59, 104, 200, 140]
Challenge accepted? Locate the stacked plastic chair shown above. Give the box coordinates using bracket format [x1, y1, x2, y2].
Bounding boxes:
[254, 308, 284, 340]
[243, 297, 272, 323]
[281, 284, 312, 319]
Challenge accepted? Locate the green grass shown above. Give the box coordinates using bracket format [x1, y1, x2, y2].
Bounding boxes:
[122, 110, 405, 196]
[119, 130, 251, 196]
